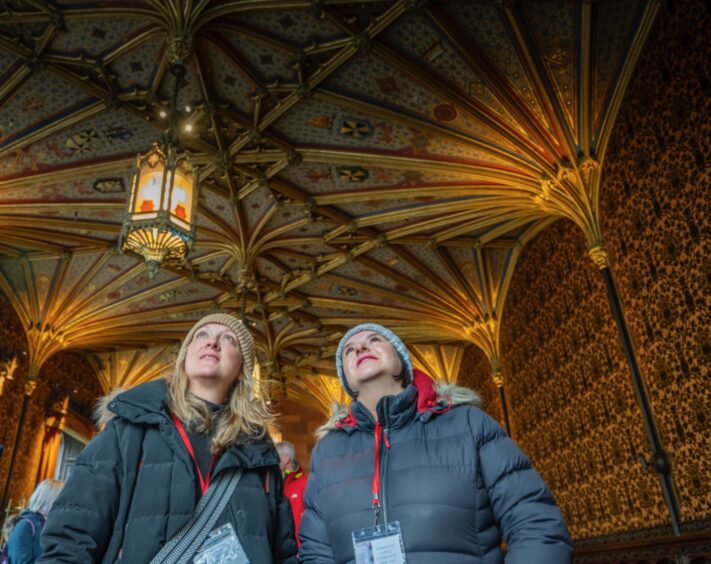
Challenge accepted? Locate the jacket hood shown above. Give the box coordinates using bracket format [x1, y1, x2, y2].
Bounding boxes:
[315, 368, 481, 438]
[94, 379, 168, 427]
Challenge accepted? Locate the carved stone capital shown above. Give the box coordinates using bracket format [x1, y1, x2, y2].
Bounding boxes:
[492, 370, 504, 388]
[588, 244, 610, 269]
[24, 379, 38, 397]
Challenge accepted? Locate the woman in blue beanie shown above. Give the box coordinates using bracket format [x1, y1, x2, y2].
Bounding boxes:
[299, 323, 572, 564]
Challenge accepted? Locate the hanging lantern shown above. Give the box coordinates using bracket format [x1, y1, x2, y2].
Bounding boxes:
[119, 142, 198, 277]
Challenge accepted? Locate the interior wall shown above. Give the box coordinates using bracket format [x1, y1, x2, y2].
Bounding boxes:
[276, 397, 325, 472]
[458, 0, 710, 543]
[0, 292, 102, 509]
[457, 344, 504, 428]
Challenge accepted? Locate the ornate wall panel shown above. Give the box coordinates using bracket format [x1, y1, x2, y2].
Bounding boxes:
[599, 0, 710, 528]
[457, 343, 503, 428]
[459, 0, 710, 541]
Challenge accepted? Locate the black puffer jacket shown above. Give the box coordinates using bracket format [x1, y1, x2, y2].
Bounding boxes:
[299, 370, 572, 563]
[38, 379, 297, 564]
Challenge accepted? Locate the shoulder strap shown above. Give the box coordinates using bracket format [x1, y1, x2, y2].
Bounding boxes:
[149, 467, 244, 564]
[20, 517, 36, 537]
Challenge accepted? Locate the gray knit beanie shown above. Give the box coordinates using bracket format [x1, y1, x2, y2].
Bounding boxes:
[176, 313, 255, 383]
[335, 323, 414, 398]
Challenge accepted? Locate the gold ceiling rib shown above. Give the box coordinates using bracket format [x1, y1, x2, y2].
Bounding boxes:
[286, 373, 348, 416]
[0, 1, 660, 421]
[88, 346, 177, 393]
[410, 344, 465, 385]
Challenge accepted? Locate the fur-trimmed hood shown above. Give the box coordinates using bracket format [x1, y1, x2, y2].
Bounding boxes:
[315, 369, 481, 438]
[93, 379, 169, 428]
[93, 387, 124, 427]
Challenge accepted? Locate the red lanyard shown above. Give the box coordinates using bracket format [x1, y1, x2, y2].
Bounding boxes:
[172, 414, 218, 496]
[372, 421, 391, 516]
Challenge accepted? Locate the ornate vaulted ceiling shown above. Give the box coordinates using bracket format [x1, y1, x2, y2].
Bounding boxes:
[0, 0, 659, 412]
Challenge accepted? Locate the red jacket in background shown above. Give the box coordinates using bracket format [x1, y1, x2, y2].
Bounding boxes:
[283, 465, 308, 543]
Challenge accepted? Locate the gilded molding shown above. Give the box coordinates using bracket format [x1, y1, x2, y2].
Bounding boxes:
[588, 245, 610, 269]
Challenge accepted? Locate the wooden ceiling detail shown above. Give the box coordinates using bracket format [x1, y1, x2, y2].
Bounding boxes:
[0, 0, 659, 393]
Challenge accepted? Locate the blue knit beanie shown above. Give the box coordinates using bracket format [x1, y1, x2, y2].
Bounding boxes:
[335, 323, 414, 398]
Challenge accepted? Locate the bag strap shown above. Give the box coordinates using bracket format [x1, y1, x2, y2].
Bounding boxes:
[149, 466, 244, 564]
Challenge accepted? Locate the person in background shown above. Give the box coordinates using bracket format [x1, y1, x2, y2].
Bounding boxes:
[276, 441, 308, 544]
[299, 323, 572, 563]
[4, 479, 63, 564]
[38, 313, 297, 563]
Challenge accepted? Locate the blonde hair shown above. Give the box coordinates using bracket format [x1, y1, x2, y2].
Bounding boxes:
[167, 362, 276, 454]
[28, 479, 64, 516]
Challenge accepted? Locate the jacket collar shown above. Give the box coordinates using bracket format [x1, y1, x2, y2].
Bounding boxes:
[321, 369, 481, 437]
[105, 379, 169, 425]
[101, 379, 278, 470]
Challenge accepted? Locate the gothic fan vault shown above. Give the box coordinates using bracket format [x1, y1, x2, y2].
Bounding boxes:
[0, 0, 659, 416]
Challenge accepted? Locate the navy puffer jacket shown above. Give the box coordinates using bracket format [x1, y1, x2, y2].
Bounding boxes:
[299, 370, 572, 563]
[38, 379, 297, 564]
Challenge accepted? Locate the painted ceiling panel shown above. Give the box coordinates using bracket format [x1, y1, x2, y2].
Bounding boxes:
[0, 50, 18, 82]
[203, 39, 268, 116]
[0, 20, 47, 41]
[593, 1, 645, 140]
[0, 72, 93, 142]
[0, 110, 159, 177]
[0, 0, 659, 387]
[447, 1, 551, 133]
[522, 0, 577, 140]
[112, 35, 165, 92]
[50, 19, 149, 57]
[381, 9, 530, 138]
[235, 9, 344, 45]
[218, 30, 297, 86]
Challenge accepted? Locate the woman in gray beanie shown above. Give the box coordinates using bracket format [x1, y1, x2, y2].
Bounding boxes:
[39, 313, 297, 564]
[299, 323, 572, 564]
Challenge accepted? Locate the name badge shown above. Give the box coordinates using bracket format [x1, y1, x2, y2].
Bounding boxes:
[193, 523, 250, 564]
[352, 521, 406, 564]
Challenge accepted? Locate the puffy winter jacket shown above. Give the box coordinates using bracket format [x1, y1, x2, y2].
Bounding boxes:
[38, 379, 297, 564]
[5, 510, 44, 563]
[299, 370, 572, 563]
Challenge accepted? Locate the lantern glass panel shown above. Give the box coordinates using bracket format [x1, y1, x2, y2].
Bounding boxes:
[133, 156, 166, 218]
[171, 161, 194, 224]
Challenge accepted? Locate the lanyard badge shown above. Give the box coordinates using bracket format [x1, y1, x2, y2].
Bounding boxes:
[352, 521, 406, 564]
[352, 422, 407, 564]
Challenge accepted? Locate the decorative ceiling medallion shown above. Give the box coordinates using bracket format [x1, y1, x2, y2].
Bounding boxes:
[66, 129, 100, 154]
[339, 117, 374, 139]
[434, 104, 457, 122]
[335, 166, 369, 183]
[333, 284, 358, 297]
[93, 177, 126, 193]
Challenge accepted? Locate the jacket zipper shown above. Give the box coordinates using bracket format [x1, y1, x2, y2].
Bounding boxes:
[380, 426, 391, 525]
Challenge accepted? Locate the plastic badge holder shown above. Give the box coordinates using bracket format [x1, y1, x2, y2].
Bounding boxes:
[193, 523, 250, 564]
[352, 521, 407, 564]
